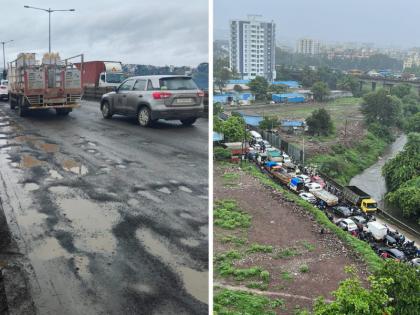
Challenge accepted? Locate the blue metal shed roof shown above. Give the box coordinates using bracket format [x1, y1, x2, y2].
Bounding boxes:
[271, 81, 300, 88]
[213, 132, 224, 142]
[236, 111, 264, 127]
[281, 120, 305, 127]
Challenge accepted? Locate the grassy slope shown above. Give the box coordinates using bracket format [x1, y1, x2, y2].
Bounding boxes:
[241, 163, 383, 272]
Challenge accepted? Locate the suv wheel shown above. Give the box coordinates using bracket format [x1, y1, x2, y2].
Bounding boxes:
[101, 101, 113, 119]
[138, 106, 152, 127]
[180, 117, 197, 126]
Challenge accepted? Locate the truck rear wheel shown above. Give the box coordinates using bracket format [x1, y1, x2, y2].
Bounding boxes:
[9, 94, 16, 109]
[56, 108, 71, 116]
[17, 96, 27, 117]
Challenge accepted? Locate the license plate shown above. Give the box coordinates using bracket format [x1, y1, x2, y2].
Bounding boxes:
[175, 98, 194, 105]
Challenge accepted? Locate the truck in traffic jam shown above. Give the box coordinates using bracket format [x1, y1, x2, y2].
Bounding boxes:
[74, 60, 125, 88]
[8, 52, 83, 116]
[342, 186, 378, 213]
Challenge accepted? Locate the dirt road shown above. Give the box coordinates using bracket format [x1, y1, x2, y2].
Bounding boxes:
[0, 100, 208, 314]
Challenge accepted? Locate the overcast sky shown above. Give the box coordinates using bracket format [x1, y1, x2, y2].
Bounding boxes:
[1, 0, 208, 67]
[215, 0, 419, 48]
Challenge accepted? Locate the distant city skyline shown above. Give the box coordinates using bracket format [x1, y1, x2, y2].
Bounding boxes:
[214, 0, 420, 49]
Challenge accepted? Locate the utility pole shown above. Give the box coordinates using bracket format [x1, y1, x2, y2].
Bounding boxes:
[24, 6, 75, 53]
[302, 137, 305, 166]
[0, 40, 13, 79]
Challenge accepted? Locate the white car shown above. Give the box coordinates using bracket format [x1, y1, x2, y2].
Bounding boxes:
[282, 153, 291, 163]
[305, 182, 322, 192]
[252, 143, 261, 150]
[336, 218, 358, 232]
[261, 140, 271, 148]
[0, 80, 8, 101]
[297, 174, 311, 184]
[299, 192, 317, 204]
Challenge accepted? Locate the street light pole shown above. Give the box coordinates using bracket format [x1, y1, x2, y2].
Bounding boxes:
[0, 40, 13, 79]
[24, 5, 75, 53]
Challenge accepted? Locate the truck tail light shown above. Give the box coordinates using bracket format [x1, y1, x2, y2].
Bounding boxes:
[197, 90, 205, 97]
[152, 91, 172, 99]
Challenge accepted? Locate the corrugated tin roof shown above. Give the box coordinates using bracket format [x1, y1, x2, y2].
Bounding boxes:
[213, 132, 224, 142]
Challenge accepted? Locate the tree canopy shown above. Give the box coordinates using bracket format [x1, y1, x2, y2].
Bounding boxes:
[361, 89, 402, 126]
[306, 108, 334, 136]
[311, 81, 330, 102]
[248, 76, 269, 101]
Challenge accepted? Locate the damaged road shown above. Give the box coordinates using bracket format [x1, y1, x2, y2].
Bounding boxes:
[0, 100, 208, 314]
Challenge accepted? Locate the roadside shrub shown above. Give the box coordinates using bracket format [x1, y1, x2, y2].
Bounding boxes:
[299, 264, 309, 273]
[214, 199, 252, 229]
[260, 270, 270, 282]
[246, 243, 273, 254]
[214, 147, 231, 160]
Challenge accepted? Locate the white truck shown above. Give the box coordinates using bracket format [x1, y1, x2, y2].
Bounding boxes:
[312, 189, 339, 206]
[367, 221, 388, 241]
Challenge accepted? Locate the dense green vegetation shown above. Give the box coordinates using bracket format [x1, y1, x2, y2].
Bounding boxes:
[248, 76, 270, 100]
[214, 115, 249, 143]
[214, 199, 251, 229]
[310, 132, 388, 184]
[214, 289, 285, 315]
[306, 108, 334, 136]
[311, 81, 330, 102]
[383, 133, 420, 220]
[312, 267, 393, 315]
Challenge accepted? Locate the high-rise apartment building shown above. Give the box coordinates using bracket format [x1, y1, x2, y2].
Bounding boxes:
[296, 38, 321, 55]
[229, 15, 276, 81]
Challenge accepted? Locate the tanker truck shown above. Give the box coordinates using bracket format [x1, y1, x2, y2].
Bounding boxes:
[74, 61, 125, 88]
[8, 52, 83, 116]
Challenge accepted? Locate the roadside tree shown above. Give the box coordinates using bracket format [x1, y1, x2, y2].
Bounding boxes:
[374, 260, 420, 315]
[248, 76, 269, 101]
[259, 116, 278, 131]
[306, 108, 334, 136]
[313, 267, 393, 315]
[391, 84, 411, 99]
[311, 81, 330, 102]
[361, 89, 402, 126]
[222, 116, 248, 142]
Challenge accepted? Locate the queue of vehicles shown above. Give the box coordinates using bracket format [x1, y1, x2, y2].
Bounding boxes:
[2, 52, 205, 126]
[246, 131, 419, 266]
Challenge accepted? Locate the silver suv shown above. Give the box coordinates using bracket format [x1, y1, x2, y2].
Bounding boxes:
[100, 75, 204, 126]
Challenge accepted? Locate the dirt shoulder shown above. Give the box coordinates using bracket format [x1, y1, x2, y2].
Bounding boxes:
[214, 163, 368, 314]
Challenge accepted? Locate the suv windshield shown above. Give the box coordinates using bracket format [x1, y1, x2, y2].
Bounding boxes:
[106, 73, 124, 84]
[159, 77, 197, 90]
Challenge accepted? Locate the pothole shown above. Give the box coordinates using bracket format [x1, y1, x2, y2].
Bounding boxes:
[136, 228, 208, 303]
[20, 155, 44, 168]
[179, 186, 192, 193]
[38, 143, 58, 153]
[48, 185, 70, 194]
[157, 187, 171, 194]
[138, 191, 162, 203]
[63, 159, 88, 175]
[23, 182, 40, 191]
[48, 169, 64, 180]
[180, 238, 201, 247]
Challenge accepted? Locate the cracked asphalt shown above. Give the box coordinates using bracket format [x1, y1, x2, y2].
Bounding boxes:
[0, 100, 208, 314]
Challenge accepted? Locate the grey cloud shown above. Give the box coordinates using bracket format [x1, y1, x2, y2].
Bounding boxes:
[1, 0, 208, 66]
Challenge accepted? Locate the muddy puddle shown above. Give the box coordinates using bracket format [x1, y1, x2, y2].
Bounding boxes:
[62, 160, 88, 175]
[138, 191, 163, 203]
[48, 169, 64, 180]
[23, 182, 40, 191]
[57, 198, 119, 253]
[136, 228, 208, 303]
[20, 155, 44, 168]
[31, 237, 71, 260]
[38, 143, 59, 153]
